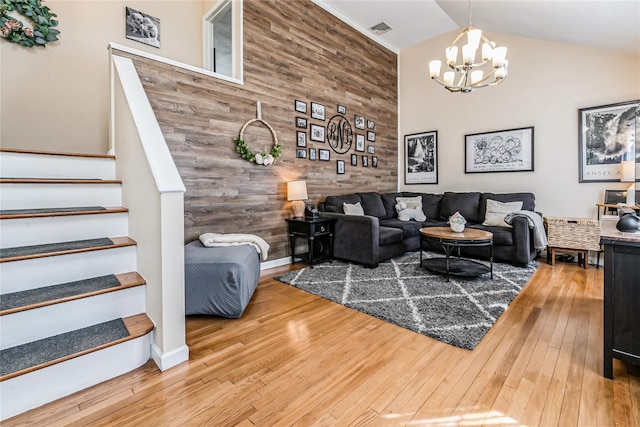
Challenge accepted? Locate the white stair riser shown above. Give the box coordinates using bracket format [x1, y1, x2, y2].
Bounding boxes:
[1, 286, 146, 349]
[0, 152, 115, 180]
[0, 246, 137, 293]
[0, 212, 129, 248]
[0, 183, 122, 210]
[0, 333, 151, 421]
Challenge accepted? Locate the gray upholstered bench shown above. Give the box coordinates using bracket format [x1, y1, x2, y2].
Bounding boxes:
[184, 240, 260, 318]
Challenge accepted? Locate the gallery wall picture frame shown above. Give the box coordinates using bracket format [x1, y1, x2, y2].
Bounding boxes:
[355, 134, 365, 152]
[295, 100, 307, 114]
[296, 131, 307, 147]
[578, 100, 639, 183]
[351, 154, 357, 166]
[296, 148, 307, 159]
[309, 148, 317, 161]
[367, 145, 375, 154]
[126, 7, 160, 48]
[311, 102, 326, 120]
[319, 149, 330, 161]
[295, 117, 307, 128]
[310, 124, 325, 142]
[372, 156, 378, 168]
[464, 127, 534, 174]
[354, 115, 365, 130]
[405, 131, 438, 185]
[367, 131, 376, 142]
[362, 155, 368, 167]
[367, 120, 375, 130]
[337, 105, 346, 114]
[337, 160, 345, 174]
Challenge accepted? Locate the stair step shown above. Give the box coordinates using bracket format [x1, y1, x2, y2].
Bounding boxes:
[0, 178, 121, 185]
[0, 148, 114, 159]
[0, 206, 127, 220]
[0, 272, 145, 316]
[0, 313, 153, 382]
[0, 237, 136, 263]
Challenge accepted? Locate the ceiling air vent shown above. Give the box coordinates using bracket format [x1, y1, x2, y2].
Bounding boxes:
[369, 21, 393, 35]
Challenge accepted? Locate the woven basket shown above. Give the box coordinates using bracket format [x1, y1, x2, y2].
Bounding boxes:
[544, 216, 600, 251]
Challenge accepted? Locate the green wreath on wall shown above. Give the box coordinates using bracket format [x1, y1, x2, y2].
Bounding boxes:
[0, 0, 60, 48]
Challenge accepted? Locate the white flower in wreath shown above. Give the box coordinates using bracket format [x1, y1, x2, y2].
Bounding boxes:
[255, 153, 264, 165]
[263, 154, 274, 165]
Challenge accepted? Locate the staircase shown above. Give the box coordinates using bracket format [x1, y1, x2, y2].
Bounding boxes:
[0, 148, 154, 421]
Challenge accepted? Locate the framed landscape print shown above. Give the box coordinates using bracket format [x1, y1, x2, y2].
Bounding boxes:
[578, 100, 639, 182]
[464, 127, 534, 174]
[405, 131, 438, 185]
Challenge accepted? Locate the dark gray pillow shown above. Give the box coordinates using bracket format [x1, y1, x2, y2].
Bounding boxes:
[323, 194, 361, 213]
[439, 192, 481, 223]
[479, 193, 535, 223]
[357, 192, 386, 218]
[381, 192, 402, 218]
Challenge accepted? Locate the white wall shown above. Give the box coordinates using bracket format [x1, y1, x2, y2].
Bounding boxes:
[399, 30, 639, 220]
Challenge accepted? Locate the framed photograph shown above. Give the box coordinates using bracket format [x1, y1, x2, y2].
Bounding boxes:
[296, 131, 307, 147]
[294, 100, 307, 114]
[351, 154, 357, 166]
[337, 105, 346, 114]
[579, 100, 639, 182]
[355, 134, 365, 152]
[311, 102, 326, 120]
[372, 156, 378, 168]
[405, 131, 438, 185]
[337, 160, 345, 175]
[295, 117, 307, 128]
[126, 7, 160, 48]
[465, 127, 534, 174]
[367, 131, 376, 142]
[296, 148, 307, 159]
[362, 156, 369, 167]
[367, 145, 375, 154]
[310, 124, 325, 142]
[309, 148, 317, 161]
[367, 120, 375, 130]
[354, 115, 365, 130]
[319, 149, 330, 161]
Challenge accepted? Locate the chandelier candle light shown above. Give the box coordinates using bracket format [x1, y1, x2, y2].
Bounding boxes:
[428, 0, 508, 93]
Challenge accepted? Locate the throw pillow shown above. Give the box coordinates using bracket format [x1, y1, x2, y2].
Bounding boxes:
[395, 196, 427, 222]
[343, 202, 365, 216]
[482, 199, 523, 228]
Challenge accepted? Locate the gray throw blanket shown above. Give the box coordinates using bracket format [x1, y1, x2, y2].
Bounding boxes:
[504, 210, 548, 250]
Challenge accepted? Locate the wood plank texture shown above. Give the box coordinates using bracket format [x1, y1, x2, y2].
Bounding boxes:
[113, 0, 398, 260]
[4, 259, 639, 426]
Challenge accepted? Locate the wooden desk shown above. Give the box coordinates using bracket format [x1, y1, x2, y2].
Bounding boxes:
[596, 203, 640, 219]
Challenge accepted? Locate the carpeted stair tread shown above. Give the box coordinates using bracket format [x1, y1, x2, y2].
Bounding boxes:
[0, 314, 154, 380]
[0, 236, 136, 263]
[0, 272, 146, 315]
[0, 206, 127, 219]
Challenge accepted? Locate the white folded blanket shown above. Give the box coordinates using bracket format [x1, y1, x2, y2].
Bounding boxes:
[199, 233, 270, 261]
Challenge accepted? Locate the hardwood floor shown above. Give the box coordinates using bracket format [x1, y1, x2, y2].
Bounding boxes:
[5, 258, 639, 426]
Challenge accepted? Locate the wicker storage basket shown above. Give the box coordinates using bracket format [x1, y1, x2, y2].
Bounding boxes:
[544, 216, 601, 251]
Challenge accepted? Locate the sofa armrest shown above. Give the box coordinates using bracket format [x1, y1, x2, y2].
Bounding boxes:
[320, 212, 380, 267]
[510, 215, 537, 265]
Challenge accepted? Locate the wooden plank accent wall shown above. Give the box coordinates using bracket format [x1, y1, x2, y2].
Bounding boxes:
[114, 0, 398, 261]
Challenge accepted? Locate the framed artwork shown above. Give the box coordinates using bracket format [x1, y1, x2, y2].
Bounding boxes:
[367, 120, 375, 130]
[367, 145, 375, 154]
[362, 156, 369, 167]
[294, 100, 307, 114]
[367, 131, 376, 142]
[337, 160, 345, 174]
[405, 131, 438, 185]
[464, 127, 534, 174]
[578, 100, 639, 182]
[296, 148, 307, 159]
[355, 134, 365, 152]
[310, 124, 325, 142]
[354, 115, 365, 130]
[296, 131, 307, 147]
[319, 149, 330, 161]
[126, 7, 160, 48]
[309, 148, 317, 161]
[295, 117, 307, 128]
[351, 154, 357, 166]
[372, 156, 378, 168]
[311, 102, 326, 120]
[337, 105, 346, 114]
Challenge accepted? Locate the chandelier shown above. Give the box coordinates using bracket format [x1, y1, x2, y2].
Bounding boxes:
[428, 0, 508, 93]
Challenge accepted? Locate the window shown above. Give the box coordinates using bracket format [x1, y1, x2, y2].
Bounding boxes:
[203, 0, 243, 83]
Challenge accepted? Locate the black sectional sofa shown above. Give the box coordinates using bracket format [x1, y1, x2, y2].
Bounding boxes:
[319, 191, 539, 268]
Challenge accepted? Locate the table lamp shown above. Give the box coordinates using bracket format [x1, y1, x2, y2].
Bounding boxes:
[287, 180, 308, 218]
[620, 160, 635, 206]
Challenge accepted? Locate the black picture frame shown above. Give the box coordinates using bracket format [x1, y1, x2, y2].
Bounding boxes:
[372, 156, 378, 168]
[354, 115, 365, 130]
[578, 100, 639, 182]
[367, 131, 376, 142]
[367, 120, 375, 130]
[126, 7, 160, 48]
[319, 149, 330, 161]
[362, 155, 368, 167]
[309, 148, 317, 161]
[405, 130, 438, 185]
[355, 134, 365, 152]
[337, 105, 346, 114]
[295, 117, 307, 128]
[296, 131, 307, 147]
[464, 127, 534, 174]
[310, 124, 325, 142]
[337, 160, 345, 174]
[367, 145, 375, 154]
[351, 154, 357, 166]
[311, 102, 326, 120]
[294, 100, 307, 114]
[296, 148, 307, 159]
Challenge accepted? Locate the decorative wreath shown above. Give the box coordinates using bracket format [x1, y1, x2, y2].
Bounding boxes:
[235, 118, 282, 166]
[0, 0, 60, 48]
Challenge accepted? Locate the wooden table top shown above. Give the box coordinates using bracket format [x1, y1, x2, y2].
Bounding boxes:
[419, 226, 493, 242]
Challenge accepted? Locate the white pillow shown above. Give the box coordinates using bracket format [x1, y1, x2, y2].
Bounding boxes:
[396, 196, 422, 210]
[395, 196, 426, 222]
[343, 202, 365, 216]
[482, 199, 523, 228]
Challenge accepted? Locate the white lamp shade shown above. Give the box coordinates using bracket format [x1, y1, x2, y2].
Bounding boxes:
[620, 160, 635, 182]
[428, 60, 441, 78]
[287, 180, 308, 201]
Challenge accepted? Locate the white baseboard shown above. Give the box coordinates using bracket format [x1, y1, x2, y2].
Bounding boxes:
[151, 342, 189, 372]
[260, 256, 291, 270]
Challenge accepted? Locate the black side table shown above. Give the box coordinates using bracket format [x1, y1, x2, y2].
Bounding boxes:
[286, 218, 336, 267]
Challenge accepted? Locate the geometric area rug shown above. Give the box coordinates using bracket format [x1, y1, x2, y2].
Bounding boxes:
[275, 251, 538, 350]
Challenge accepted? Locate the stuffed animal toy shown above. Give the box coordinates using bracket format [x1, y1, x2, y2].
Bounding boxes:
[395, 201, 426, 222]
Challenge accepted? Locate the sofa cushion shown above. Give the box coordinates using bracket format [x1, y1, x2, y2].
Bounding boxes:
[381, 192, 402, 218]
[379, 218, 422, 239]
[323, 194, 361, 213]
[470, 225, 514, 245]
[343, 202, 365, 216]
[479, 193, 535, 222]
[440, 192, 482, 223]
[379, 226, 404, 246]
[482, 199, 523, 228]
[357, 192, 387, 218]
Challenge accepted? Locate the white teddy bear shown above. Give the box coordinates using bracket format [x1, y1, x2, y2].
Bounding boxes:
[395, 201, 426, 222]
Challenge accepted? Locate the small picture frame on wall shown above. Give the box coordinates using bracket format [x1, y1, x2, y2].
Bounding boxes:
[354, 115, 365, 130]
[337, 160, 345, 174]
[337, 105, 346, 114]
[296, 131, 307, 147]
[367, 120, 375, 130]
[367, 131, 376, 142]
[367, 145, 375, 154]
[296, 148, 307, 159]
[294, 100, 307, 114]
[310, 124, 325, 142]
[356, 134, 365, 152]
[351, 154, 357, 166]
[405, 131, 438, 185]
[125, 7, 160, 48]
[295, 117, 307, 128]
[319, 149, 330, 161]
[311, 102, 326, 120]
[362, 155, 369, 167]
[309, 148, 317, 161]
[372, 156, 378, 168]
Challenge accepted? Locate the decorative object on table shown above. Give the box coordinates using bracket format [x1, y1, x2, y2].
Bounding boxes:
[350, 154, 357, 166]
[235, 102, 282, 166]
[427, 0, 508, 93]
[305, 204, 320, 220]
[355, 134, 365, 152]
[310, 124, 325, 142]
[319, 149, 330, 161]
[362, 155, 368, 167]
[367, 120, 375, 130]
[578, 100, 638, 183]
[616, 209, 640, 233]
[275, 251, 538, 350]
[354, 115, 365, 130]
[296, 131, 306, 147]
[337, 160, 345, 174]
[405, 131, 438, 185]
[1, 0, 60, 48]
[372, 156, 378, 168]
[294, 99, 307, 114]
[327, 115, 353, 154]
[337, 105, 346, 114]
[465, 126, 534, 174]
[308, 148, 316, 161]
[311, 102, 325, 120]
[367, 131, 376, 142]
[125, 7, 160, 48]
[295, 148, 306, 159]
[287, 180, 308, 218]
[295, 117, 307, 128]
[449, 211, 466, 232]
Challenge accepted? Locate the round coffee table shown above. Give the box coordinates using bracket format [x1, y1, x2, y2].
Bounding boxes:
[419, 227, 493, 280]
